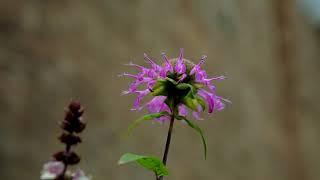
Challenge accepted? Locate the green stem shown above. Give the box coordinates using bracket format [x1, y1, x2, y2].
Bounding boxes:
[157, 112, 175, 180]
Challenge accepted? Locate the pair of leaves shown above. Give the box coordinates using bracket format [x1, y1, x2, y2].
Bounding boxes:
[118, 153, 169, 177]
[123, 111, 207, 178]
[127, 112, 207, 159]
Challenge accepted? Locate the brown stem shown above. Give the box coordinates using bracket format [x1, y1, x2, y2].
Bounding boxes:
[61, 143, 71, 179]
[157, 113, 175, 180]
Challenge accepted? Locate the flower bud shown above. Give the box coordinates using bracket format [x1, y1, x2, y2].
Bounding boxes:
[53, 151, 81, 165]
[59, 133, 82, 146]
[60, 101, 86, 133]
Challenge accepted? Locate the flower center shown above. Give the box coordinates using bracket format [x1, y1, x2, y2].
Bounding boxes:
[167, 58, 196, 84]
[169, 58, 195, 72]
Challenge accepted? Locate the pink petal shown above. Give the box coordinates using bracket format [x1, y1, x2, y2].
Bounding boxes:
[174, 48, 186, 74]
[178, 104, 189, 117]
[146, 96, 171, 122]
[198, 89, 215, 113]
[132, 89, 150, 110]
[190, 55, 207, 75]
[72, 169, 91, 180]
[40, 161, 65, 179]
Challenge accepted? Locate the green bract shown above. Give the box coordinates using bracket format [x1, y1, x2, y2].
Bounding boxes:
[151, 77, 206, 112]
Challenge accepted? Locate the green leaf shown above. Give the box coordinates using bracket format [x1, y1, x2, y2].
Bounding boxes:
[176, 116, 207, 159]
[127, 112, 169, 135]
[137, 156, 169, 177]
[118, 153, 145, 164]
[118, 153, 169, 177]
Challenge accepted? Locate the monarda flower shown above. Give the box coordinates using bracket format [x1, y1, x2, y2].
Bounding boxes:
[119, 49, 229, 180]
[122, 48, 228, 121]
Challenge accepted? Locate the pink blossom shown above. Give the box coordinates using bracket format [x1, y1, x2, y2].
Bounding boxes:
[122, 49, 229, 120]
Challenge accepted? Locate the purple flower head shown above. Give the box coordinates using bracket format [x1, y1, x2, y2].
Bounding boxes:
[41, 101, 89, 180]
[40, 161, 65, 179]
[122, 49, 229, 121]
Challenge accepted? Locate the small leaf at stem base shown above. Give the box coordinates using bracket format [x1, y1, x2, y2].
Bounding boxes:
[118, 153, 169, 177]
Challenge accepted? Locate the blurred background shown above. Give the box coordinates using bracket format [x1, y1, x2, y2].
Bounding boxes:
[1, 0, 320, 179]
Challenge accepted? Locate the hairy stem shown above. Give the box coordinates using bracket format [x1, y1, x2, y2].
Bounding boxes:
[157, 113, 175, 180]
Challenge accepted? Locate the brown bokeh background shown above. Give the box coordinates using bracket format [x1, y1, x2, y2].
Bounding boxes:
[1, 0, 320, 180]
